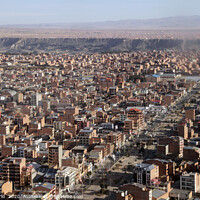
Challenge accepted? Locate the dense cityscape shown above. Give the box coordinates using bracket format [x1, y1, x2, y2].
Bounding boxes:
[0, 0, 200, 199]
[0, 50, 198, 199]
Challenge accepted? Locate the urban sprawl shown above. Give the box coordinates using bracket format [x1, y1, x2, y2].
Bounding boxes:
[0, 51, 200, 199]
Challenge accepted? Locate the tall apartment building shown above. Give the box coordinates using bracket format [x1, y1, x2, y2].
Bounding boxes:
[0, 134, 5, 146]
[124, 119, 135, 134]
[183, 146, 200, 161]
[133, 163, 159, 186]
[180, 172, 200, 193]
[53, 121, 66, 131]
[158, 136, 184, 158]
[14, 114, 30, 128]
[1, 145, 17, 157]
[0, 125, 10, 135]
[30, 92, 42, 106]
[77, 127, 96, 145]
[2, 157, 26, 189]
[177, 118, 194, 139]
[127, 108, 144, 126]
[178, 123, 188, 139]
[107, 132, 124, 148]
[64, 107, 79, 124]
[124, 108, 144, 133]
[144, 159, 176, 178]
[48, 145, 63, 168]
[20, 165, 36, 187]
[75, 117, 89, 132]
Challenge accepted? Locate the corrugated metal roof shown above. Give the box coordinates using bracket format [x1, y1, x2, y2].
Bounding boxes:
[152, 189, 166, 198]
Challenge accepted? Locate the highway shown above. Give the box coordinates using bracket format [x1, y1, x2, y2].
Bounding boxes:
[137, 82, 200, 143]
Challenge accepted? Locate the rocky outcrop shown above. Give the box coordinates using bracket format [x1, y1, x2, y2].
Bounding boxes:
[0, 38, 199, 54]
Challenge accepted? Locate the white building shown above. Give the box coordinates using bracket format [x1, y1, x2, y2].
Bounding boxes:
[55, 166, 78, 189]
[31, 92, 42, 106]
[180, 172, 200, 193]
[53, 121, 65, 131]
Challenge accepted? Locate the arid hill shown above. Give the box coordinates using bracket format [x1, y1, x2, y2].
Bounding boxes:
[0, 38, 199, 54]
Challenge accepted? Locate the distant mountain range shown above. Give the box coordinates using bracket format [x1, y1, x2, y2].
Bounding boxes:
[1, 16, 200, 30]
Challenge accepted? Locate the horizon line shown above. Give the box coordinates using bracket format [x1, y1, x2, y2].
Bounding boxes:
[0, 15, 199, 26]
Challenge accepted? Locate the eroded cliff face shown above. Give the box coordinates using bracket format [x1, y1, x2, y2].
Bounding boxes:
[0, 38, 199, 53]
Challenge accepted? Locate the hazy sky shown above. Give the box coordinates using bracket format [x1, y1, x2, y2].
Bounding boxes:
[0, 0, 199, 25]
